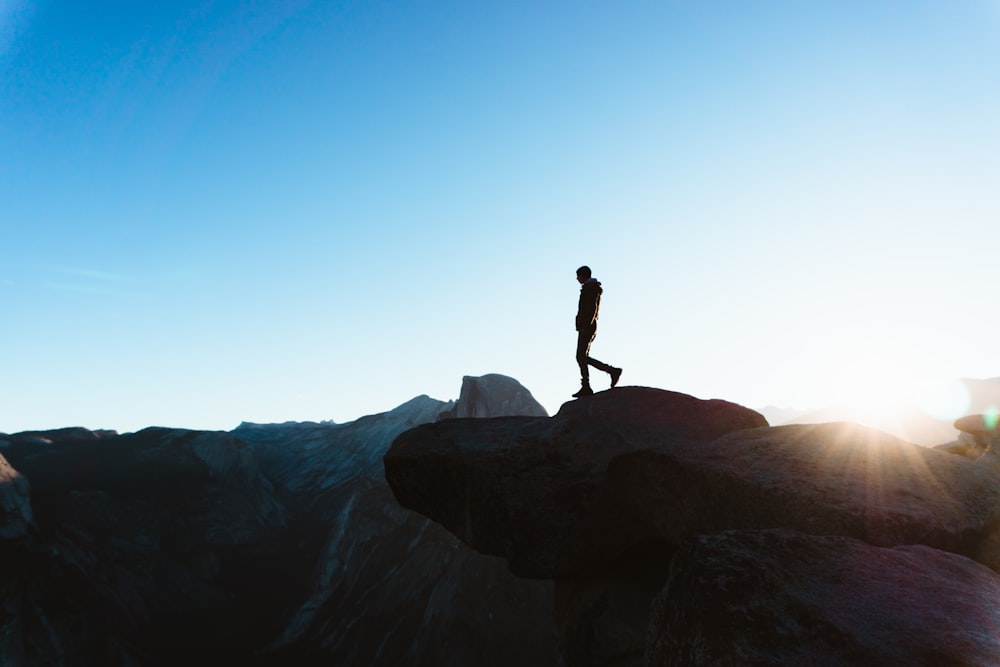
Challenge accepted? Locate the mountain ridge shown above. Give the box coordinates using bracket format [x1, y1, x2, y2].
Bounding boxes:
[4, 374, 1000, 665]
[0, 373, 559, 666]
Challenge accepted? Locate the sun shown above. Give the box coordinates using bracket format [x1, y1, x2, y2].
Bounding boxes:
[821, 342, 970, 424]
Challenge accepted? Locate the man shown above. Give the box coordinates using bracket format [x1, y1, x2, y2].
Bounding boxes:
[573, 265, 622, 397]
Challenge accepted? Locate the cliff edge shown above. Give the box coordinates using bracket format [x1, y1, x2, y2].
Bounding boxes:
[384, 386, 1000, 666]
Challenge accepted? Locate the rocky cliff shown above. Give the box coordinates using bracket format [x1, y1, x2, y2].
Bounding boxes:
[0, 374, 559, 666]
[385, 386, 1000, 665]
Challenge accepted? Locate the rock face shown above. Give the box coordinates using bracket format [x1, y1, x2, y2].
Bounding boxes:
[611, 421, 1000, 556]
[385, 387, 1000, 666]
[438, 373, 548, 420]
[386, 387, 768, 578]
[650, 529, 1000, 666]
[0, 453, 31, 538]
[0, 375, 560, 666]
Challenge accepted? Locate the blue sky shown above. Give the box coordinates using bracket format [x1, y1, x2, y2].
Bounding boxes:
[3, 1, 1000, 433]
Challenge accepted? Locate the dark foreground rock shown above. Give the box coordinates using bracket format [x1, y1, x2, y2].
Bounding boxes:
[385, 387, 1000, 666]
[651, 529, 1000, 666]
[385, 387, 767, 578]
[611, 421, 1000, 560]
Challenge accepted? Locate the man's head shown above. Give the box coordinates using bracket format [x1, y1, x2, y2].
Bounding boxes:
[576, 265, 591, 284]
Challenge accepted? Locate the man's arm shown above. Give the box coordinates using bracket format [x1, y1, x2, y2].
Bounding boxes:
[576, 283, 598, 330]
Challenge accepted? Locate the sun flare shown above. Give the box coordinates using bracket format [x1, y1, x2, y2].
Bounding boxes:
[821, 346, 969, 423]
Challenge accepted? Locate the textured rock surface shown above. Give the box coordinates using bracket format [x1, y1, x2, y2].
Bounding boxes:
[553, 548, 672, 667]
[385, 387, 768, 578]
[610, 422, 1000, 563]
[387, 389, 1000, 666]
[649, 529, 1000, 666]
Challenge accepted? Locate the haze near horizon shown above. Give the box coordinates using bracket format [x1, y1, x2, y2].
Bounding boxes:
[3, 1, 1000, 434]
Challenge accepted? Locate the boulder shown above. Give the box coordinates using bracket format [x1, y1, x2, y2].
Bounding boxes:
[385, 387, 767, 578]
[954, 413, 1000, 435]
[553, 386, 767, 439]
[610, 422, 1000, 565]
[648, 529, 1000, 666]
[951, 413, 1000, 460]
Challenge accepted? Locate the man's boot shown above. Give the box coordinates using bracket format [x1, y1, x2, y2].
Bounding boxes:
[572, 383, 594, 398]
[610, 367, 622, 388]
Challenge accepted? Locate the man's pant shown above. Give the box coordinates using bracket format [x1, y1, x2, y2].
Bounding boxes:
[576, 326, 613, 384]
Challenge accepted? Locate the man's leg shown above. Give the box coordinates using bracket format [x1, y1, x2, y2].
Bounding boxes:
[587, 356, 613, 374]
[573, 328, 595, 397]
[583, 332, 622, 388]
[589, 357, 622, 388]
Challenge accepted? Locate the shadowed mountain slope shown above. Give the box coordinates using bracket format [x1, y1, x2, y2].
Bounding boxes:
[0, 374, 559, 666]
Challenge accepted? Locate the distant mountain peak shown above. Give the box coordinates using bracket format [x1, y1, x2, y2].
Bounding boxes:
[438, 373, 547, 420]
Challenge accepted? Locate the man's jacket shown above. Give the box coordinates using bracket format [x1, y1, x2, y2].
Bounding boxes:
[576, 278, 602, 331]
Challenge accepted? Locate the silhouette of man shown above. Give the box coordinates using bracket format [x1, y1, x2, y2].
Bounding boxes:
[573, 265, 622, 397]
